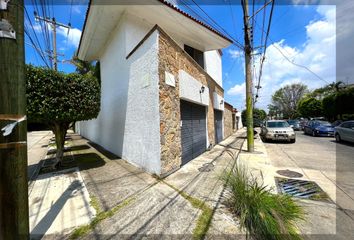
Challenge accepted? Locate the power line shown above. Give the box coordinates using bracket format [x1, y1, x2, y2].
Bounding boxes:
[24, 6, 50, 67]
[255, 0, 275, 102]
[186, 0, 244, 50]
[254, 21, 330, 85]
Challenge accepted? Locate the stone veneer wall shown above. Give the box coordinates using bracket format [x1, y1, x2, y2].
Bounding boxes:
[158, 28, 224, 175]
[224, 103, 234, 138]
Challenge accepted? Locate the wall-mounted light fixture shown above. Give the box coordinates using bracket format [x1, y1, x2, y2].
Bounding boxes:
[199, 86, 205, 93]
[220, 99, 224, 105]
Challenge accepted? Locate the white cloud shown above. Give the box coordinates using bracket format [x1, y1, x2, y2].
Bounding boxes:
[227, 82, 246, 96]
[57, 26, 82, 48]
[228, 49, 243, 59]
[226, 5, 336, 112]
[72, 5, 82, 14]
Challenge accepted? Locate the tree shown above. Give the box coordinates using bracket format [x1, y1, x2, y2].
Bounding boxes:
[26, 65, 100, 167]
[242, 108, 266, 127]
[322, 94, 336, 120]
[297, 97, 323, 118]
[271, 83, 308, 119]
[267, 104, 280, 119]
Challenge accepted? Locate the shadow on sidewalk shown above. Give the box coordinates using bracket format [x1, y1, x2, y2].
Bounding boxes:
[30, 180, 84, 239]
[39, 153, 106, 177]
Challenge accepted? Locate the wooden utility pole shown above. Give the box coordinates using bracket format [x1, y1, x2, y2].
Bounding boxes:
[242, 0, 254, 152]
[0, 0, 29, 239]
[34, 14, 70, 70]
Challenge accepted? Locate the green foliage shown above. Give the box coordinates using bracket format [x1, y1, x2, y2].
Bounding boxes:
[297, 97, 323, 118]
[242, 108, 267, 127]
[336, 87, 354, 115]
[26, 64, 100, 165]
[224, 166, 305, 240]
[26, 64, 100, 123]
[271, 83, 308, 119]
[322, 94, 336, 120]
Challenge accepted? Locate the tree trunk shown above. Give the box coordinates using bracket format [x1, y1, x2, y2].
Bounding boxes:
[51, 122, 69, 168]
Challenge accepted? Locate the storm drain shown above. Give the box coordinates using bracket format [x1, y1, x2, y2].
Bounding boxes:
[275, 177, 330, 202]
[198, 163, 214, 172]
[276, 169, 303, 178]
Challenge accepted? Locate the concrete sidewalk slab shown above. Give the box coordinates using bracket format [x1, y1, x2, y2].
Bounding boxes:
[165, 132, 245, 208]
[29, 167, 96, 239]
[165, 130, 247, 237]
[27, 131, 53, 183]
[67, 134, 157, 212]
[81, 182, 201, 239]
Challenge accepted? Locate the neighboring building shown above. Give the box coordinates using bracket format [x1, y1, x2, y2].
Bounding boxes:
[76, 0, 235, 177]
[224, 102, 236, 138]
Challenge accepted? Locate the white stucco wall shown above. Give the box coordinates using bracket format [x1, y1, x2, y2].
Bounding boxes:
[204, 50, 222, 87]
[179, 70, 209, 106]
[213, 92, 224, 111]
[77, 15, 161, 175]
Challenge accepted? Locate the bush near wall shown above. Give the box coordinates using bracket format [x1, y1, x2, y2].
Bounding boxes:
[26, 64, 100, 167]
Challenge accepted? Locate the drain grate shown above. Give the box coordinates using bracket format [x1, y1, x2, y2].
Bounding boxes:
[198, 163, 214, 172]
[276, 169, 303, 178]
[275, 177, 330, 202]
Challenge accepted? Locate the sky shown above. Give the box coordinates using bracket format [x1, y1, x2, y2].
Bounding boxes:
[24, 0, 338, 113]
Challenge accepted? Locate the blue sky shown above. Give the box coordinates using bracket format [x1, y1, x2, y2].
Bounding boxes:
[24, 1, 336, 112]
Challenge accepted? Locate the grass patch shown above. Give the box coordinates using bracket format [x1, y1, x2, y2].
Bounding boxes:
[223, 165, 305, 240]
[89, 195, 101, 214]
[163, 181, 213, 240]
[69, 196, 135, 239]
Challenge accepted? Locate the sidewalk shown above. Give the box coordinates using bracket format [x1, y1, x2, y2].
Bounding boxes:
[28, 128, 354, 239]
[27, 129, 249, 239]
[27, 131, 53, 184]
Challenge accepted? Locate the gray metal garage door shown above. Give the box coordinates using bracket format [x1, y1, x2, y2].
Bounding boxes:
[180, 100, 207, 165]
[214, 110, 223, 144]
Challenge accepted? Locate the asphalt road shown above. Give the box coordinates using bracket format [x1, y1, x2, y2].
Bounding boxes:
[263, 131, 354, 239]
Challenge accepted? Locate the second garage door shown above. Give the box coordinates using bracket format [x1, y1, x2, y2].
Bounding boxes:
[180, 100, 207, 165]
[214, 110, 223, 144]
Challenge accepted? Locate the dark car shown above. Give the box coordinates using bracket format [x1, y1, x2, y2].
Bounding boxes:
[287, 120, 301, 131]
[332, 120, 343, 127]
[298, 118, 308, 130]
[303, 120, 335, 137]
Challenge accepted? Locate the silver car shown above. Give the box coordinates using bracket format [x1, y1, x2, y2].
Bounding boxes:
[335, 120, 354, 143]
[261, 120, 296, 143]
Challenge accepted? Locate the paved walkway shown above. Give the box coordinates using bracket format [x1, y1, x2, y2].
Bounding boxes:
[27, 129, 246, 239]
[27, 131, 53, 184]
[65, 130, 247, 239]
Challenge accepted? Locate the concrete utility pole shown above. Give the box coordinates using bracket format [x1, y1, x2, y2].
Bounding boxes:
[242, 0, 254, 152]
[34, 13, 70, 70]
[0, 0, 29, 239]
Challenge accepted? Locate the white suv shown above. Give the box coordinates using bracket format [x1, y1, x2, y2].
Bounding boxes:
[260, 120, 296, 143]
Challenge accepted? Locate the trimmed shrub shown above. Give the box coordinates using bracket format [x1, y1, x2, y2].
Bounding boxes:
[26, 65, 100, 166]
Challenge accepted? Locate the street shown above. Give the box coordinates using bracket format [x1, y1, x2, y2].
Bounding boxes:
[263, 132, 354, 239]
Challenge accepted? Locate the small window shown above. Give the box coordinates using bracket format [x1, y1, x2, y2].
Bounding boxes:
[184, 45, 204, 69]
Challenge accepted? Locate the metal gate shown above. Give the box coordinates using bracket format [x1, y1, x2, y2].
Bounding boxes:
[214, 110, 223, 144]
[180, 100, 207, 165]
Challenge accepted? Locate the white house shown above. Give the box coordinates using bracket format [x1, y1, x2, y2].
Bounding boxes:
[76, 0, 234, 177]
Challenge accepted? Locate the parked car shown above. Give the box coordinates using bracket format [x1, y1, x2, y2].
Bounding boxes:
[260, 120, 296, 143]
[303, 120, 335, 137]
[287, 120, 301, 131]
[298, 118, 308, 130]
[334, 120, 354, 143]
[332, 120, 343, 127]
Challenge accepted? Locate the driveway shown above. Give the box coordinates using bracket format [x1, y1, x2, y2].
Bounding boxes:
[263, 132, 354, 239]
